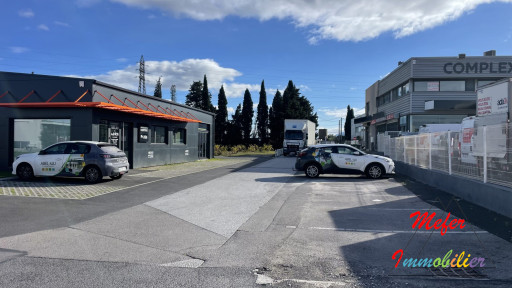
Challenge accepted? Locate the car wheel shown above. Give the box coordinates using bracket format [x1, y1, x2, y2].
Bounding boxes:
[16, 163, 34, 180]
[305, 163, 321, 178]
[110, 174, 123, 180]
[84, 166, 102, 184]
[365, 163, 384, 179]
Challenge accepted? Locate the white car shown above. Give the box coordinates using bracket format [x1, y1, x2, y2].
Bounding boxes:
[295, 144, 395, 179]
[12, 141, 129, 184]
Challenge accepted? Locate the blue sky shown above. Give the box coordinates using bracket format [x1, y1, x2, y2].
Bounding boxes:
[2, 0, 512, 134]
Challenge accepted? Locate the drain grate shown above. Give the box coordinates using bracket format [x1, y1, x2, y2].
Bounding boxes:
[426, 267, 487, 279]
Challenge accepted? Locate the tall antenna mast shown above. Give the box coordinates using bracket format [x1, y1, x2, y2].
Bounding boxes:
[138, 55, 146, 94]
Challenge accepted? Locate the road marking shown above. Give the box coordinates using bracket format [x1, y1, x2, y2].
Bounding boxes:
[301, 227, 488, 234]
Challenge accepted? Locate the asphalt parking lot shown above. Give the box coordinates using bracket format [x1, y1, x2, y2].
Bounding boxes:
[0, 157, 257, 199]
[0, 156, 511, 287]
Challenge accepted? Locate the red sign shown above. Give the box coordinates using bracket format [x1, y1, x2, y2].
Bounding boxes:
[462, 128, 473, 143]
[370, 120, 376, 125]
[386, 114, 395, 120]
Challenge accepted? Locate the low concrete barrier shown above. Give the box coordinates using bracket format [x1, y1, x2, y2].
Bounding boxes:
[396, 162, 512, 219]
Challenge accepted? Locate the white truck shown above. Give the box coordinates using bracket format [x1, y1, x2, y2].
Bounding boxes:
[462, 78, 511, 169]
[283, 119, 316, 156]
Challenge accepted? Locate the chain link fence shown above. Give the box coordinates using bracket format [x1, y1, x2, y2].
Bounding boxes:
[377, 122, 512, 189]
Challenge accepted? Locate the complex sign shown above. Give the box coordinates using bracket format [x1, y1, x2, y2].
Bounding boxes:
[443, 62, 512, 74]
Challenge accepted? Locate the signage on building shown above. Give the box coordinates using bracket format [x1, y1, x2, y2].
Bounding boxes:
[148, 151, 154, 159]
[138, 126, 149, 143]
[477, 81, 509, 116]
[427, 82, 439, 91]
[425, 100, 434, 110]
[443, 62, 512, 74]
[386, 114, 395, 120]
[370, 119, 376, 125]
[109, 123, 119, 146]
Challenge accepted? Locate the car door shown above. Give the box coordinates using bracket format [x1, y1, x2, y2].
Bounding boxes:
[331, 147, 364, 172]
[316, 147, 336, 172]
[59, 143, 89, 176]
[35, 143, 69, 176]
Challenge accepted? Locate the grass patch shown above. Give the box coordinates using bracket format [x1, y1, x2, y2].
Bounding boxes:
[225, 151, 275, 157]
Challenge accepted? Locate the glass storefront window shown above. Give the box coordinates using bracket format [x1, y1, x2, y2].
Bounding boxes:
[440, 81, 465, 91]
[410, 115, 466, 132]
[14, 119, 71, 158]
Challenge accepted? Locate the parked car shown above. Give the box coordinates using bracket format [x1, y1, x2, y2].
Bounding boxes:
[294, 144, 395, 179]
[12, 141, 129, 184]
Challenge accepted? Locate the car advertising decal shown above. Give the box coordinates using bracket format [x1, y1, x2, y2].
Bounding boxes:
[56, 154, 86, 176]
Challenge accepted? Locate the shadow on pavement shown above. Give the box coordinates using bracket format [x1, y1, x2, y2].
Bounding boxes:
[393, 175, 512, 244]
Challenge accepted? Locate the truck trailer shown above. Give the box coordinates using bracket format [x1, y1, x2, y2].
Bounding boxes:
[283, 119, 316, 156]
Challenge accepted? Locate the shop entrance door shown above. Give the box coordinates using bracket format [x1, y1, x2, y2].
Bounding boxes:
[101, 120, 133, 168]
[198, 124, 210, 159]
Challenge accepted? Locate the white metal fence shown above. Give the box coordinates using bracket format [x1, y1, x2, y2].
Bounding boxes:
[377, 122, 512, 189]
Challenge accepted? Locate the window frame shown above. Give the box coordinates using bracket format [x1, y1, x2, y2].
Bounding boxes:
[173, 128, 186, 145]
[152, 126, 168, 144]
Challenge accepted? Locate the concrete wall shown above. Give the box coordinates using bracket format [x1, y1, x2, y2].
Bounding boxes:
[396, 162, 512, 219]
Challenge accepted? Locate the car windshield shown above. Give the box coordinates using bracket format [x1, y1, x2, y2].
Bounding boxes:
[285, 130, 304, 140]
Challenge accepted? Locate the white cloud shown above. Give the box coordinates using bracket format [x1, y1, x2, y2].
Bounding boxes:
[37, 24, 49, 31]
[227, 107, 235, 115]
[111, 0, 512, 42]
[116, 58, 128, 63]
[222, 83, 260, 98]
[10, 47, 29, 54]
[18, 9, 34, 18]
[73, 58, 247, 95]
[54, 21, 71, 27]
[319, 107, 365, 118]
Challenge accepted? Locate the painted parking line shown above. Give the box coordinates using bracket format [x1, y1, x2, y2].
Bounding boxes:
[0, 158, 257, 200]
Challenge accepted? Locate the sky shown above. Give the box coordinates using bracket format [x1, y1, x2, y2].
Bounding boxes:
[1, 0, 512, 135]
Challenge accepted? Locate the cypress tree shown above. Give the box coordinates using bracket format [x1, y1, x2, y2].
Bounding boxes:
[201, 74, 215, 112]
[241, 89, 254, 144]
[256, 80, 269, 144]
[215, 85, 228, 144]
[344, 105, 355, 141]
[269, 90, 284, 149]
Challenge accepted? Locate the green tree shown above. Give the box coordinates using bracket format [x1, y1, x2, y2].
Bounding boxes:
[256, 80, 269, 144]
[241, 89, 254, 144]
[215, 85, 228, 145]
[269, 90, 284, 149]
[201, 74, 215, 112]
[228, 104, 243, 145]
[153, 76, 162, 98]
[344, 105, 355, 141]
[185, 81, 203, 108]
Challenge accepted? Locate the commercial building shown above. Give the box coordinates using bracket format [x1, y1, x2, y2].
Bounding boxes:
[0, 72, 214, 171]
[357, 51, 512, 150]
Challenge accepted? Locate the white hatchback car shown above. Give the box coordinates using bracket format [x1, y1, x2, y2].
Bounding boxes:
[12, 141, 129, 183]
